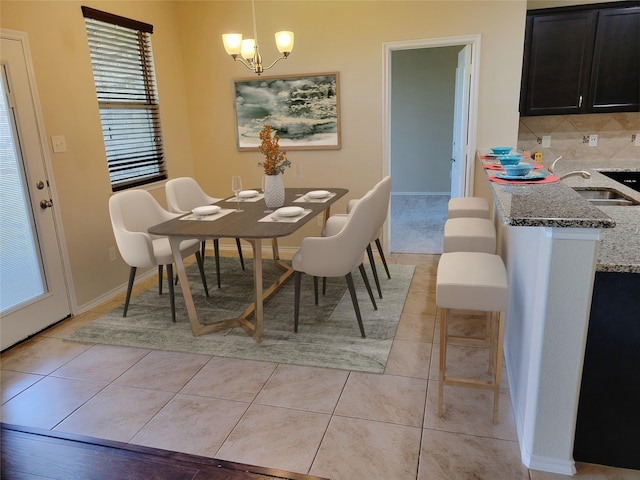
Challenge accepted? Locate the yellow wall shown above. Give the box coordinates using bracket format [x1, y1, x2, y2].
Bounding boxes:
[1, 1, 527, 310]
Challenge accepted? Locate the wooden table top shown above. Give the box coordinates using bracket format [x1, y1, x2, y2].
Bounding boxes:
[149, 188, 348, 239]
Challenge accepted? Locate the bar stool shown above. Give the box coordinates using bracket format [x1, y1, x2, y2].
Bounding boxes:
[443, 217, 496, 254]
[447, 197, 490, 219]
[436, 251, 508, 423]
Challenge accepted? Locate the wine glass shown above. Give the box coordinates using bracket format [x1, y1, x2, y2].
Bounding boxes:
[293, 163, 303, 196]
[231, 175, 243, 212]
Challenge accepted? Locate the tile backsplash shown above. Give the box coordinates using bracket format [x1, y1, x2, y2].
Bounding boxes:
[518, 112, 640, 167]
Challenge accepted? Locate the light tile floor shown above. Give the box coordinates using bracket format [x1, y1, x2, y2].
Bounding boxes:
[2, 253, 639, 480]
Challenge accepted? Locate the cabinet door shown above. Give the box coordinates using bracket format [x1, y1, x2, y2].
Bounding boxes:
[589, 7, 640, 113]
[521, 11, 596, 116]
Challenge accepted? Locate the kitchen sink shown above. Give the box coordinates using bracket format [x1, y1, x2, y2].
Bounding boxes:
[572, 187, 639, 206]
[598, 171, 640, 193]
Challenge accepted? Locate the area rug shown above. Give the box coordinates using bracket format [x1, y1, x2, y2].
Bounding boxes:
[66, 258, 415, 373]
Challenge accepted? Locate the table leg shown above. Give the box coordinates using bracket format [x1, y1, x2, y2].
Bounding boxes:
[169, 236, 243, 337]
[169, 235, 293, 341]
[323, 207, 331, 226]
[250, 239, 264, 342]
[169, 237, 198, 324]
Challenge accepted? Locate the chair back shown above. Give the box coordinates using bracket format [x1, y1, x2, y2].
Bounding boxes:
[108, 190, 175, 267]
[372, 176, 391, 239]
[296, 187, 378, 278]
[165, 177, 218, 214]
[344, 176, 391, 242]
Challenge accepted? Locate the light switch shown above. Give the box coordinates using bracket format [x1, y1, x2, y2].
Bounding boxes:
[51, 135, 67, 153]
[541, 135, 551, 148]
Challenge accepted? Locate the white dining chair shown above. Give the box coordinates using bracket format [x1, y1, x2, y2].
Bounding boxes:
[109, 189, 209, 322]
[292, 187, 379, 337]
[165, 177, 245, 288]
[322, 176, 392, 299]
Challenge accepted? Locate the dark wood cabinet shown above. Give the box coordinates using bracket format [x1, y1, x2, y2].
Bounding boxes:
[520, 2, 640, 116]
[589, 7, 640, 113]
[574, 271, 640, 470]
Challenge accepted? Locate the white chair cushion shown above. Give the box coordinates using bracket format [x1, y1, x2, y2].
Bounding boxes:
[152, 237, 200, 265]
[448, 197, 490, 219]
[436, 252, 508, 312]
[443, 217, 496, 254]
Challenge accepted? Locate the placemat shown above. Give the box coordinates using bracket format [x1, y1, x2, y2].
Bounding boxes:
[488, 174, 560, 185]
[179, 209, 235, 221]
[224, 193, 264, 203]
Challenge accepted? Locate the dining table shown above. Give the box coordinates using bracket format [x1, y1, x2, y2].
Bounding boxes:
[148, 187, 348, 342]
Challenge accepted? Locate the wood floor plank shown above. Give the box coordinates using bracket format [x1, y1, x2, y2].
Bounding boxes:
[1, 423, 329, 480]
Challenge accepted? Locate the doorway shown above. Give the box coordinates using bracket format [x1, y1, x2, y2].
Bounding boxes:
[1, 30, 73, 350]
[382, 36, 480, 254]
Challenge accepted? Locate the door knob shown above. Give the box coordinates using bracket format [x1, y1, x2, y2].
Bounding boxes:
[36, 180, 45, 190]
[40, 199, 53, 209]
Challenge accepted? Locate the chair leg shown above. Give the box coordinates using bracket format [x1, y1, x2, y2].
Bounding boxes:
[294, 271, 302, 332]
[322, 277, 327, 295]
[236, 238, 245, 270]
[200, 240, 206, 262]
[213, 239, 221, 288]
[123, 266, 136, 317]
[158, 265, 164, 295]
[375, 238, 391, 279]
[493, 311, 506, 424]
[366, 244, 382, 299]
[166, 263, 176, 323]
[313, 276, 319, 305]
[345, 272, 366, 338]
[438, 307, 448, 417]
[195, 251, 209, 298]
[358, 264, 378, 311]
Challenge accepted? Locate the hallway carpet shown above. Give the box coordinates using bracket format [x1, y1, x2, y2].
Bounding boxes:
[390, 194, 448, 254]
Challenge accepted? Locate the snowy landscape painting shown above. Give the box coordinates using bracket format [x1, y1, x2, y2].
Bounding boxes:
[233, 72, 340, 150]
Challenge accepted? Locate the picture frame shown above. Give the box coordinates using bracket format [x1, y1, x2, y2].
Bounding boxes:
[233, 72, 340, 151]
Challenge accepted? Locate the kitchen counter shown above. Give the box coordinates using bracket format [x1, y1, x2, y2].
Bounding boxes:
[479, 154, 639, 475]
[483, 157, 640, 273]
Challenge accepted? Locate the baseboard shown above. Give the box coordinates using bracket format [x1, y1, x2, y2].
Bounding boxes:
[76, 267, 158, 314]
[391, 192, 451, 196]
[525, 454, 577, 476]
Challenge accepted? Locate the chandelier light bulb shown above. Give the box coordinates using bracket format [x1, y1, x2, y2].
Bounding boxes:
[275, 31, 294, 54]
[222, 34, 243, 56]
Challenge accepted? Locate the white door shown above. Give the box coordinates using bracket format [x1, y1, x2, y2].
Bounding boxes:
[1, 32, 71, 350]
[450, 45, 471, 198]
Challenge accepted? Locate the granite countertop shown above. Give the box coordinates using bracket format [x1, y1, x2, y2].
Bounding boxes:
[482, 156, 640, 273]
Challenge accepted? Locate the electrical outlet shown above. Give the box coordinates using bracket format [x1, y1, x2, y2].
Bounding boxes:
[588, 134, 598, 147]
[51, 135, 67, 153]
[109, 246, 117, 261]
[541, 135, 551, 148]
[634, 133, 640, 146]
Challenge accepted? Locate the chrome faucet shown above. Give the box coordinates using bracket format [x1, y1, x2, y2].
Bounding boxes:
[547, 155, 591, 180]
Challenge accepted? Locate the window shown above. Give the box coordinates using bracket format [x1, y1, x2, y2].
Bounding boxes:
[82, 6, 166, 191]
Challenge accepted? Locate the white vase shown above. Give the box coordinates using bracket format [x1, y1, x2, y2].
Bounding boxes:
[263, 174, 285, 209]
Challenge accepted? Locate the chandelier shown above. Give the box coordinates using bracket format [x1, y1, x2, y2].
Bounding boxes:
[222, 0, 294, 75]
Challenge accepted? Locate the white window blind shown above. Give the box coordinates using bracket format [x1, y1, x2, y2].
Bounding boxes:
[82, 7, 166, 191]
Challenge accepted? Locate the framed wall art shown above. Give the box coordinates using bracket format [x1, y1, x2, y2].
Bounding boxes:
[233, 72, 340, 151]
